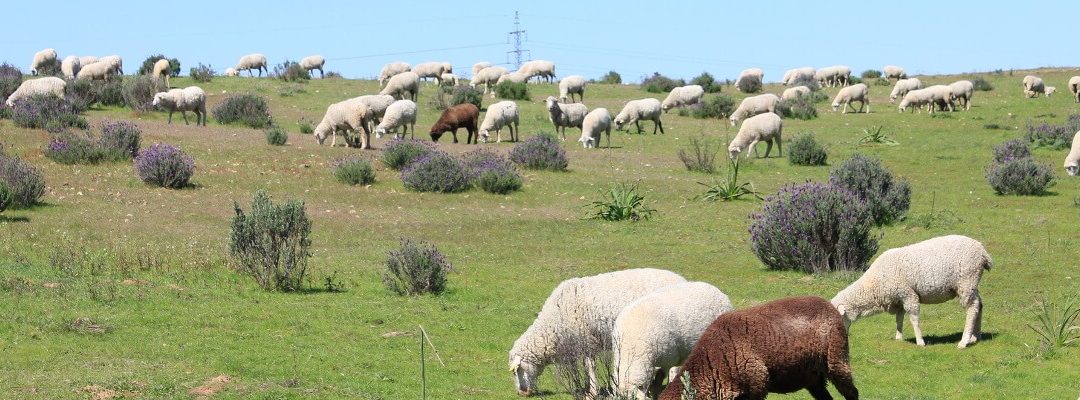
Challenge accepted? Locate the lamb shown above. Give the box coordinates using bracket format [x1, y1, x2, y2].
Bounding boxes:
[1023, 75, 1047, 98]
[151, 86, 207, 126]
[429, 103, 480, 144]
[478, 100, 520, 143]
[614, 98, 664, 135]
[831, 83, 869, 113]
[882, 65, 907, 80]
[379, 71, 419, 101]
[152, 59, 173, 89]
[518, 60, 556, 83]
[782, 67, 815, 86]
[99, 55, 124, 75]
[948, 80, 974, 110]
[299, 55, 325, 78]
[61, 56, 81, 80]
[234, 53, 268, 77]
[612, 282, 734, 400]
[545, 96, 590, 140]
[578, 107, 612, 149]
[1045, 86, 1057, 97]
[509, 268, 687, 398]
[472, 61, 492, 76]
[831, 235, 992, 349]
[75, 61, 115, 81]
[661, 85, 704, 112]
[1066, 130, 1080, 176]
[374, 100, 418, 140]
[735, 68, 764, 92]
[224, 68, 239, 77]
[728, 93, 780, 126]
[439, 73, 459, 87]
[30, 48, 57, 75]
[897, 88, 934, 113]
[5, 77, 66, 108]
[411, 62, 447, 83]
[77, 56, 99, 68]
[470, 66, 508, 96]
[1069, 76, 1080, 103]
[378, 62, 411, 86]
[313, 97, 372, 148]
[658, 297, 859, 400]
[728, 112, 782, 159]
[559, 75, 587, 103]
[889, 78, 922, 102]
[780, 85, 810, 101]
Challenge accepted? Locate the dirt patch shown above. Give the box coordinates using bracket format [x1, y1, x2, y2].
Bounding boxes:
[69, 317, 107, 335]
[189, 375, 232, 398]
[120, 279, 150, 286]
[381, 331, 413, 338]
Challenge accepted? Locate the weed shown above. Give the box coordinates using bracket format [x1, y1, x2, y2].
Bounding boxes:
[382, 139, 435, 170]
[272, 60, 311, 82]
[212, 94, 272, 129]
[690, 94, 735, 119]
[690, 72, 723, 93]
[985, 158, 1055, 195]
[229, 189, 312, 292]
[495, 81, 529, 100]
[264, 125, 288, 146]
[297, 118, 314, 134]
[584, 182, 656, 221]
[10, 94, 87, 132]
[677, 135, 721, 173]
[122, 75, 158, 113]
[1027, 296, 1080, 357]
[641, 72, 684, 93]
[597, 71, 622, 84]
[971, 77, 994, 91]
[830, 154, 912, 225]
[0, 147, 46, 208]
[189, 63, 215, 83]
[859, 125, 898, 145]
[401, 151, 471, 193]
[697, 158, 762, 202]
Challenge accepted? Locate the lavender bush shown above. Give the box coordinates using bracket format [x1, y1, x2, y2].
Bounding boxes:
[0, 63, 22, 102]
[332, 155, 375, 185]
[463, 149, 522, 194]
[992, 139, 1032, 163]
[382, 138, 435, 170]
[749, 182, 879, 273]
[510, 133, 568, 171]
[99, 120, 141, 159]
[10, 94, 88, 132]
[383, 237, 453, 296]
[829, 155, 911, 225]
[134, 143, 195, 189]
[1024, 114, 1080, 150]
[229, 189, 312, 292]
[121, 76, 158, 113]
[401, 151, 471, 193]
[0, 147, 46, 208]
[986, 158, 1055, 195]
[212, 94, 272, 129]
[189, 63, 215, 83]
[44, 120, 141, 164]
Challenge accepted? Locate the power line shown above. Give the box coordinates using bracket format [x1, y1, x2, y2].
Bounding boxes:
[327, 42, 505, 62]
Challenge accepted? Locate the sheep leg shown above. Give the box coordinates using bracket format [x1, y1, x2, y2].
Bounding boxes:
[826, 326, 859, 400]
[181, 111, 190, 125]
[605, 128, 611, 148]
[806, 381, 834, 400]
[904, 298, 925, 346]
[167, 110, 173, 124]
[635, 120, 643, 134]
[584, 357, 600, 400]
[958, 290, 982, 348]
[895, 311, 905, 340]
[748, 140, 760, 159]
[763, 139, 774, 158]
[655, 119, 664, 134]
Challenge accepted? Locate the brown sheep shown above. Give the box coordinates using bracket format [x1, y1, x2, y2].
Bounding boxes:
[429, 103, 479, 144]
[659, 296, 858, 400]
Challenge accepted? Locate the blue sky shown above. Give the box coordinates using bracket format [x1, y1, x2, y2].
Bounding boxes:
[6, 1, 1079, 82]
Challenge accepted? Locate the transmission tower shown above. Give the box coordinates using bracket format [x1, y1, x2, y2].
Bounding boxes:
[506, 11, 530, 69]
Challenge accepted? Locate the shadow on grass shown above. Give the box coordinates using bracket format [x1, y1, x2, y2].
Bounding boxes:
[0, 215, 30, 223]
[905, 331, 997, 346]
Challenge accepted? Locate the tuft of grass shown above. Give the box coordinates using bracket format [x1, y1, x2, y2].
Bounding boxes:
[264, 126, 288, 146]
[584, 182, 656, 221]
[1027, 296, 1080, 357]
[859, 125, 898, 146]
[677, 135, 720, 173]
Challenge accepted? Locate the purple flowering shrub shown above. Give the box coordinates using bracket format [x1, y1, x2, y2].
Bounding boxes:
[986, 158, 1055, 195]
[829, 155, 911, 225]
[99, 120, 142, 159]
[383, 237, 453, 295]
[0, 63, 22, 102]
[509, 133, 568, 171]
[1024, 114, 1080, 150]
[749, 182, 879, 273]
[0, 146, 46, 208]
[11, 94, 88, 132]
[992, 139, 1031, 164]
[401, 151, 471, 193]
[381, 138, 435, 170]
[332, 155, 375, 185]
[43, 120, 141, 164]
[134, 143, 195, 189]
[462, 149, 522, 194]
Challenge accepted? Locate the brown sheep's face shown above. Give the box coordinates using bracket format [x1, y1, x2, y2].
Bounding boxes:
[429, 131, 443, 142]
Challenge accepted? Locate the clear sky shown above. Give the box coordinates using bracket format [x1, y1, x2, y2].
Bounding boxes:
[6, 1, 1079, 82]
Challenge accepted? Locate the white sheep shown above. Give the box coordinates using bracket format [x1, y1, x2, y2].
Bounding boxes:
[889, 78, 923, 102]
[378, 62, 411, 86]
[509, 268, 688, 398]
[496, 71, 528, 85]
[782, 67, 816, 85]
[152, 59, 173, 89]
[948, 80, 974, 110]
[441, 62, 453, 74]
[832, 235, 992, 349]
[612, 282, 734, 400]
[470, 66, 508, 96]
[374, 100, 418, 140]
[579, 107, 612, 149]
[75, 61, 115, 81]
[224, 68, 239, 77]
[728, 112, 782, 159]
[831, 83, 869, 113]
[313, 97, 372, 148]
[77, 56, 99, 68]
[1069, 76, 1080, 103]
[30, 48, 57, 75]
[925, 84, 955, 112]
[815, 65, 850, 87]
[478, 100, 520, 143]
[729, 93, 780, 126]
[1065, 130, 1080, 176]
[1023, 75, 1046, 98]
[411, 61, 447, 83]
[897, 88, 934, 113]
[1045, 86, 1057, 97]
[61, 56, 81, 80]
[735, 68, 764, 92]
[518, 60, 556, 83]
[300, 55, 325, 78]
[234, 53, 268, 77]
[99, 55, 124, 75]
[439, 73, 459, 87]
[472, 61, 492, 76]
[882, 65, 906, 80]
[660, 85, 704, 112]
[781, 85, 810, 101]
[5, 77, 66, 108]
[545, 96, 589, 140]
[357, 94, 397, 133]
[614, 98, 664, 134]
[559, 75, 587, 103]
[151, 86, 207, 126]
[379, 71, 419, 101]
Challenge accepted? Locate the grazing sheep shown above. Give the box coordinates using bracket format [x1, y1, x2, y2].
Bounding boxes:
[1069, 76, 1080, 103]
[518, 60, 556, 83]
[729, 93, 780, 126]
[152, 59, 173, 89]
[782, 67, 816, 86]
[925, 85, 955, 112]
[412, 61, 447, 83]
[441, 62, 453, 74]
[151, 86, 207, 126]
[832, 235, 992, 349]
[61, 56, 81, 80]
[478, 100, 520, 143]
[99, 55, 124, 75]
[815, 65, 851, 87]
[781, 85, 810, 101]
[1045, 86, 1057, 97]
[1023, 75, 1047, 98]
[612, 282, 734, 400]
[30, 48, 57, 76]
[728, 112, 782, 159]
[224, 68, 239, 77]
[883, 65, 907, 80]
[497, 71, 528, 85]
[948, 80, 974, 110]
[429, 103, 480, 144]
[831, 83, 869, 113]
[75, 61, 115, 81]
[545, 96, 590, 140]
[314, 97, 372, 148]
[299, 55, 325, 78]
[658, 297, 859, 400]
[559, 75, 587, 103]
[5, 77, 66, 108]
[472, 61, 492, 76]
[374, 100, 418, 140]
[1066, 130, 1080, 176]
[234, 53, 268, 77]
[613, 98, 664, 135]
[378, 62, 411, 86]
[889, 78, 923, 102]
[661, 85, 705, 112]
[439, 73, 459, 87]
[77, 56, 99, 69]
[357, 94, 398, 133]
[735, 68, 764, 92]
[379, 71, 419, 101]
[578, 107, 612, 149]
[897, 88, 934, 113]
[470, 66, 508, 96]
[509, 268, 687, 398]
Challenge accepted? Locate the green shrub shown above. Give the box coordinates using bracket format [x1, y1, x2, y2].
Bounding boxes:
[509, 133, 568, 171]
[264, 126, 288, 146]
[986, 158, 1055, 195]
[788, 134, 828, 166]
[585, 182, 656, 221]
[860, 69, 882, 79]
[212, 94, 272, 129]
[690, 94, 736, 119]
[297, 118, 314, 134]
[382, 139, 435, 170]
[136, 54, 180, 76]
[401, 151, 472, 193]
[0, 148, 47, 208]
[332, 156, 375, 185]
[10, 94, 88, 132]
[972, 77, 994, 91]
[0, 63, 23, 101]
[383, 238, 453, 296]
[229, 189, 312, 292]
[450, 85, 483, 109]
[597, 70, 622, 84]
[189, 63, 215, 83]
[735, 75, 761, 93]
[462, 149, 522, 194]
[0, 181, 12, 213]
[777, 96, 818, 120]
[642, 72, 684, 93]
[690, 72, 723, 93]
[33, 58, 62, 77]
[830, 155, 911, 225]
[121, 75, 158, 113]
[272, 61, 310, 82]
[494, 81, 529, 100]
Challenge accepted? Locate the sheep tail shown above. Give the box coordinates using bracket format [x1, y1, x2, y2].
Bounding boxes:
[981, 251, 993, 271]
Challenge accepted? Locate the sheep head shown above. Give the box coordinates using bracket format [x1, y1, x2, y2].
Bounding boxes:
[478, 129, 491, 143]
[579, 136, 594, 149]
[1066, 163, 1078, 176]
[509, 355, 542, 396]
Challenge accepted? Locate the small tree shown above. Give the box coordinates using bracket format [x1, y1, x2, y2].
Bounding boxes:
[229, 189, 312, 292]
[137, 54, 180, 76]
[597, 71, 622, 84]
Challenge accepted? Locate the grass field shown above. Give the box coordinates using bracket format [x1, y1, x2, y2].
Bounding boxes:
[1, 68, 1078, 399]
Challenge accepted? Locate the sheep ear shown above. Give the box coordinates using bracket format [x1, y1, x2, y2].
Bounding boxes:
[836, 304, 847, 316]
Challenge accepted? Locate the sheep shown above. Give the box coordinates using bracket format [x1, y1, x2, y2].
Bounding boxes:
[728, 93, 780, 126]
[77, 56, 99, 68]
[234, 53, 268, 77]
[441, 62, 453, 75]
[99, 55, 124, 75]
[429, 103, 480, 144]
[614, 98, 664, 135]
[1045, 86, 1057, 97]
[948, 80, 974, 110]
[472, 61, 492, 76]
[151, 86, 207, 126]
[658, 296, 859, 400]
[1023, 75, 1046, 98]
[660, 85, 704, 112]
[1069, 76, 1080, 103]
[889, 78, 922, 102]
[1066, 130, 1080, 176]
[882, 65, 906, 80]
[898, 88, 934, 113]
[578, 108, 612, 149]
[379, 71, 419, 101]
[299, 55, 325, 78]
[374, 100, 418, 140]
[509, 268, 687, 398]
[735, 68, 764, 92]
[152, 59, 172, 89]
[378, 62, 411, 86]
[832, 235, 992, 349]
[478, 100, 520, 143]
[782, 67, 815, 86]
[357, 94, 397, 133]
[313, 97, 372, 148]
[61, 56, 81, 80]
[545, 96, 590, 140]
[518, 60, 556, 83]
[5, 77, 66, 108]
[497, 71, 528, 85]
[470, 66, 508, 96]
[439, 73, 459, 87]
[925, 84, 955, 112]
[224, 68, 239, 77]
[612, 282, 734, 400]
[728, 112, 782, 159]
[75, 61, 115, 81]
[815, 65, 850, 87]
[30, 48, 57, 76]
[412, 61, 447, 83]
[780, 85, 810, 101]
[831, 83, 869, 113]
[559, 75, 587, 103]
